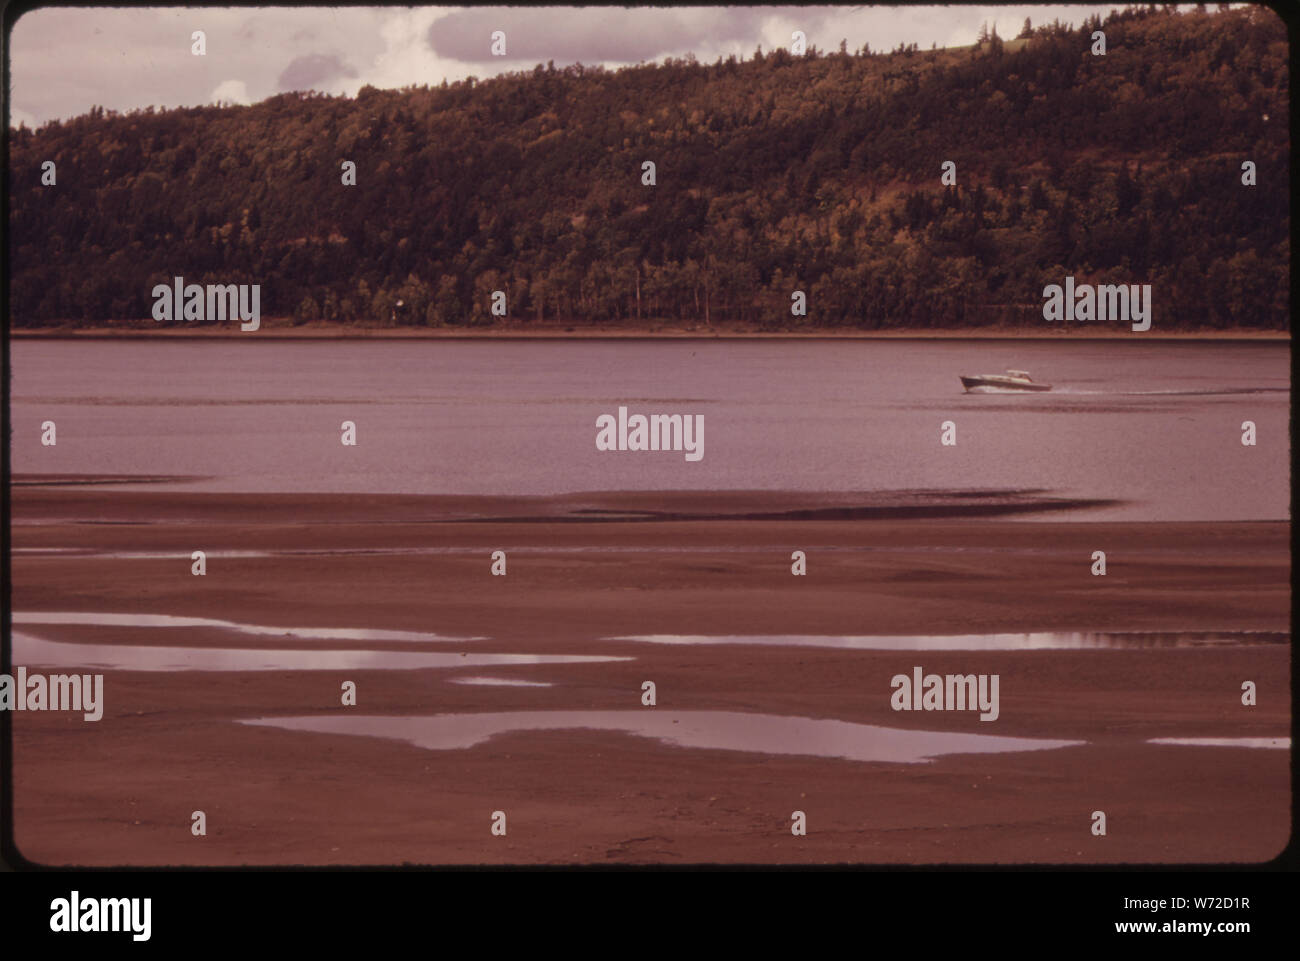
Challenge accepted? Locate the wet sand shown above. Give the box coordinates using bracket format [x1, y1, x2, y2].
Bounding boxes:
[7, 487, 1291, 865]
[9, 324, 1290, 340]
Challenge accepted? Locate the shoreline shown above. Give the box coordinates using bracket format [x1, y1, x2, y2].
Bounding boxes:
[9, 482, 1129, 523]
[10, 481, 1288, 526]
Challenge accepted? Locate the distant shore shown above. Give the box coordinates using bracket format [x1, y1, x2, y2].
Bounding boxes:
[7, 322, 1291, 341]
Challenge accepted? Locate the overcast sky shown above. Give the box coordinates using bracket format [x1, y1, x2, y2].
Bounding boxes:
[9, 5, 1184, 128]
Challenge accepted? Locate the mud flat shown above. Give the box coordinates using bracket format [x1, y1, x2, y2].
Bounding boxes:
[7, 487, 1290, 865]
[9, 324, 1291, 340]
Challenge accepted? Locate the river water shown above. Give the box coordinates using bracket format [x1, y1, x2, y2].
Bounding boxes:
[9, 338, 1290, 521]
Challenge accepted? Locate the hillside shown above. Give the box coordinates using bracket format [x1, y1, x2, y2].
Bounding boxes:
[6, 5, 1290, 330]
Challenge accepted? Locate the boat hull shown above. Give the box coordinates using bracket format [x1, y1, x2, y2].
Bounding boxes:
[960, 375, 1052, 392]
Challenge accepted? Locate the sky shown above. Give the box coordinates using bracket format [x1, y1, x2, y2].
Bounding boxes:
[8, 4, 1193, 128]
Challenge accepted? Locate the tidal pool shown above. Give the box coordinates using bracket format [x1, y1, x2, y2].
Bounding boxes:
[607, 631, 1288, 651]
[238, 710, 1086, 764]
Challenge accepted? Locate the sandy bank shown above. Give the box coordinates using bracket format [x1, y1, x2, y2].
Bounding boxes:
[7, 489, 1290, 865]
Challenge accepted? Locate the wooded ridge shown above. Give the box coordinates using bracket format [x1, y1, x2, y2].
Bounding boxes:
[7, 5, 1288, 331]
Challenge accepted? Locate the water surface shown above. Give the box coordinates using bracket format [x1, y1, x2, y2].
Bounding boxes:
[239, 710, 1086, 763]
[14, 611, 480, 644]
[608, 631, 1289, 650]
[10, 340, 1290, 521]
[1147, 737, 1289, 749]
[12, 630, 629, 672]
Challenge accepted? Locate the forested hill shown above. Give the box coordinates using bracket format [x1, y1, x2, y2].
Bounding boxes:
[7, 5, 1290, 331]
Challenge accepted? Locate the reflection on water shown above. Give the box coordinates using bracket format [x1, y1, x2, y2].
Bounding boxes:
[238, 711, 1085, 764]
[13, 611, 482, 644]
[1148, 737, 1289, 749]
[11, 631, 630, 672]
[608, 631, 1289, 651]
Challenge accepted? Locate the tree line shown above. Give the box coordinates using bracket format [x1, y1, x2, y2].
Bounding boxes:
[7, 4, 1289, 330]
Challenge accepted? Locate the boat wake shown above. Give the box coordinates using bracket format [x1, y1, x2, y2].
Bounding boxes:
[1051, 387, 1289, 397]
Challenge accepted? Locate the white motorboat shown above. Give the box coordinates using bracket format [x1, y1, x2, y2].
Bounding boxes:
[959, 369, 1052, 392]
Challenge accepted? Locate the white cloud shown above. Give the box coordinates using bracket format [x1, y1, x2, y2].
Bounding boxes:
[360, 7, 457, 89]
[210, 78, 251, 105]
[10, 5, 1196, 125]
[9, 106, 40, 129]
